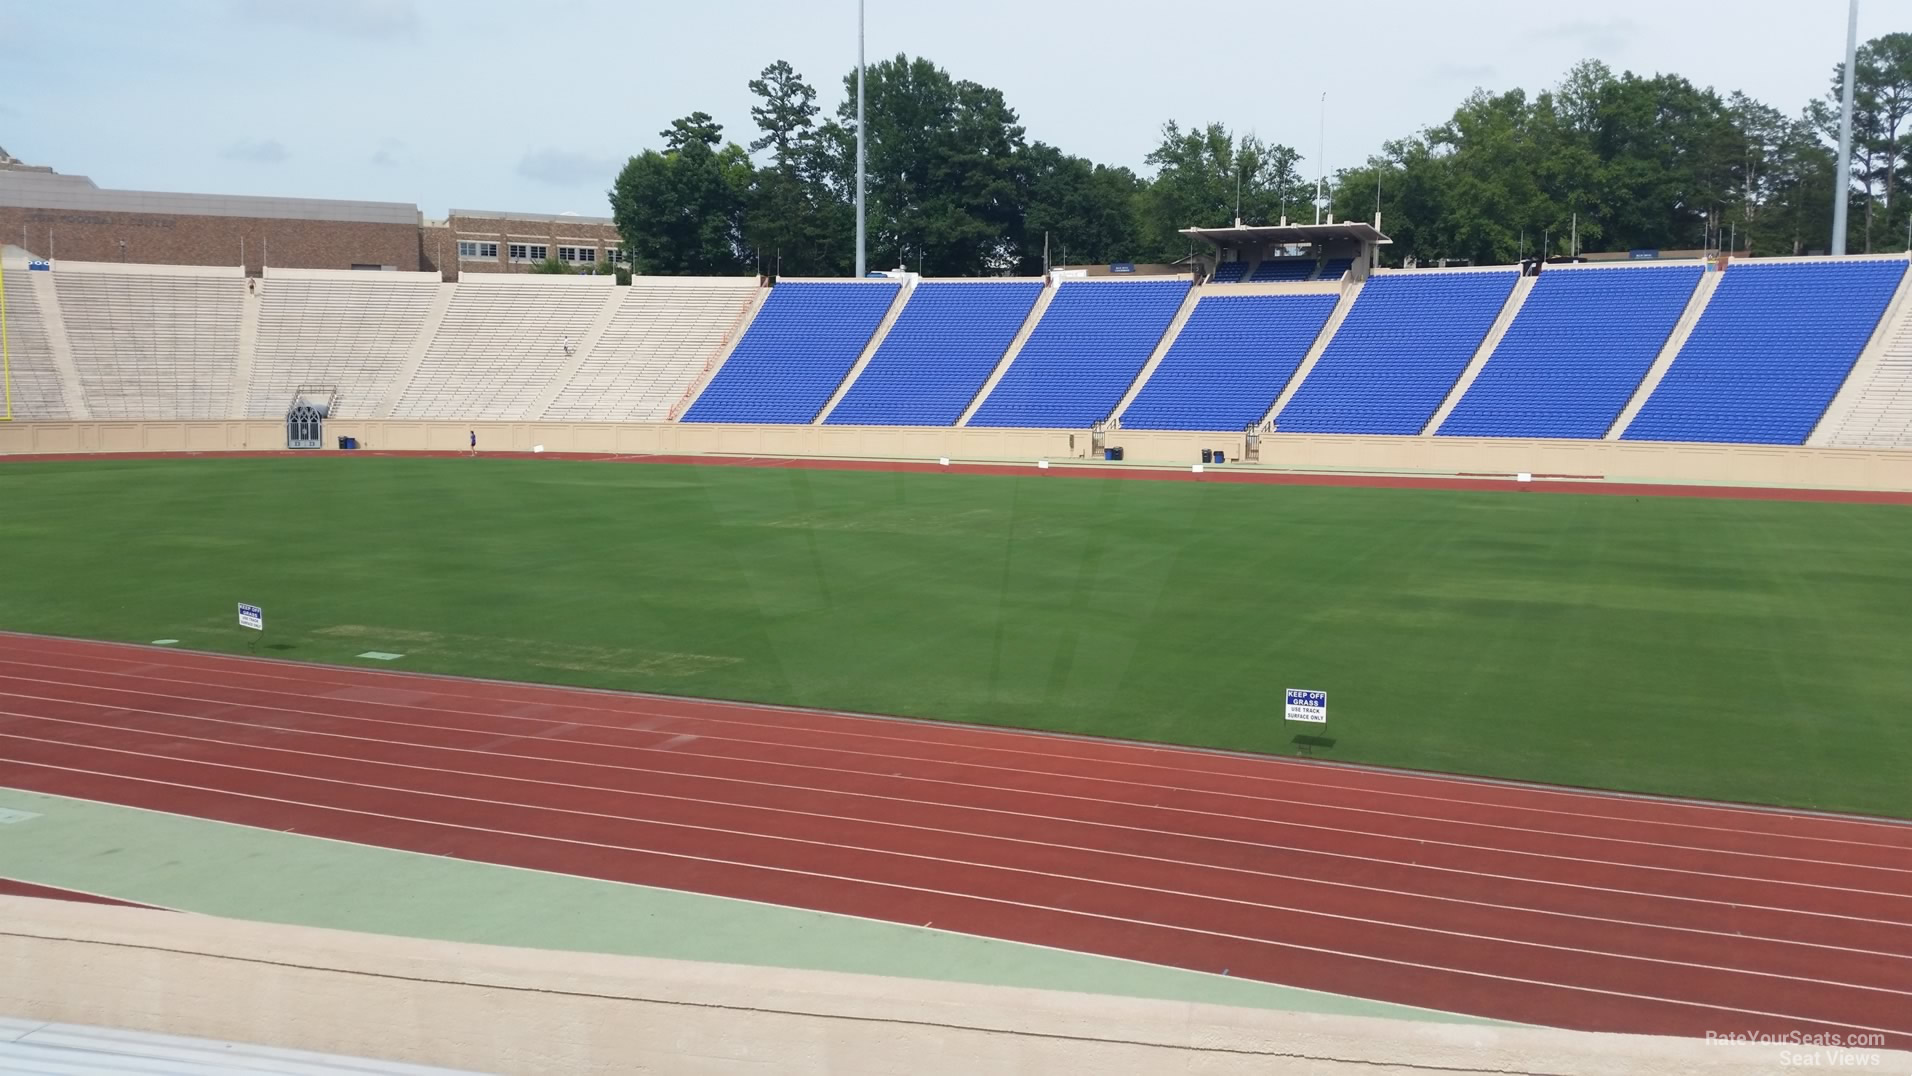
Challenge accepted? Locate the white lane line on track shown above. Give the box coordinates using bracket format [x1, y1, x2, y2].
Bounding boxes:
[2, 668, 1907, 876]
[0, 751, 1903, 1042]
[4, 725, 1910, 1004]
[3, 680, 1912, 902]
[5, 642, 1906, 846]
[9, 706, 1908, 965]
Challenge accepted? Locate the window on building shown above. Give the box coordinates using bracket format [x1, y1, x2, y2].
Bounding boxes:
[457, 240, 498, 260]
[506, 244, 550, 263]
[579, 247, 597, 263]
[557, 246, 581, 263]
[606, 248, 627, 265]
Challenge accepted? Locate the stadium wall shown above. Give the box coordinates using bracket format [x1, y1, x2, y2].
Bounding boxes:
[3, 420, 1912, 490]
[0, 895, 1843, 1075]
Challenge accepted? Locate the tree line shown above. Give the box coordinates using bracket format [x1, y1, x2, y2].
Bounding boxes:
[610, 36, 1912, 277]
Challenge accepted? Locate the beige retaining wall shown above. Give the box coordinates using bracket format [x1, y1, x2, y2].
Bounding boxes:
[5, 896, 1895, 1075]
[4, 419, 1912, 492]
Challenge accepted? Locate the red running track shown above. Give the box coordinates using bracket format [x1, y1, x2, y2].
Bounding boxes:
[0, 632, 1907, 1045]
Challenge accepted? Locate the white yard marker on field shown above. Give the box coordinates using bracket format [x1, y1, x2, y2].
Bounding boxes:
[1037, 459, 1049, 469]
[151, 639, 179, 646]
[357, 651, 405, 661]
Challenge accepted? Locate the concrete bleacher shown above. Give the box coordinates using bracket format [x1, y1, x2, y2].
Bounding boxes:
[1120, 293, 1338, 431]
[1249, 258, 1313, 283]
[826, 281, 1042, 427]
[542, 278, 758, 423]
[968, 278, 1189, 428]
[682, 280, 900, 424]
[1438, 265, 1702, 439]
[54, 263, 243, 420]
[0, 258, 70, 418]
[1274, 269, 1517, 435]
[1623, 259, 1908, 445]
[1821, 291, 1912, 449]
[386, 275, 614, 420]
[247, 269, 440, 418]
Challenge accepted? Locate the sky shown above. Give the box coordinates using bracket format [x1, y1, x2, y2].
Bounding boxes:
[3, 0, 1907, 217]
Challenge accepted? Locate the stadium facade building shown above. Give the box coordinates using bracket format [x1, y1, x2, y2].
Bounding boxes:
[0, 148, 620, 280]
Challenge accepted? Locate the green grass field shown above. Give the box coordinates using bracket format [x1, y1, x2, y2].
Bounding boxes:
[3, 456, 1910, 817]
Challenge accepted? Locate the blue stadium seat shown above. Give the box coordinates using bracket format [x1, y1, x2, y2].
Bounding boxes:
[1250, 258, 1313, 283]
[1623, 260, 1907, 445]
[1318, 258, 1355, 280]
[969, 279, 1189, 428]
[681, 281, 899, 424]
[1275, 271, 1518, 435]
[1438, 266, 1702, 439]
[1211, 261, 1248, 284]
[1121, 293, 1338, 431]
[826, 281, 1042, 426]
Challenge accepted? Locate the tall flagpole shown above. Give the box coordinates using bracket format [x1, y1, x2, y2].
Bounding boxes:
[1832, 0, 1859, 255]
[855, 0, 867, 277]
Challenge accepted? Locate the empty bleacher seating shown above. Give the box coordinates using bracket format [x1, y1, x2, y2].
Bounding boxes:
[682, 280, 899, 424]
[1250, 259, 1313, 283]
[0, 263, 70, 418]
[1120, 293, 1338, 431]
[1275, 270, 1517, 435]
[388, 276, 614, 420]
[1318, 258, 1355, 281]
[826, 281, 1041, 426]
[968, 279, 1189, 428]
[1823, 292, 1912, 449]
[248, 272, 439, 418]
[56, 267, 241, 420]
[1210, 261, 1247, 284]
[1623, 259, 1907, 445]
[1438, 266, 1702, 439]
[543, 278, 757, 423]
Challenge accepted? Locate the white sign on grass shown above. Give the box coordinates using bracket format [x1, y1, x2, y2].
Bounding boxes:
[1285, 689, 1326, 724]
[237, 603, 263, 631]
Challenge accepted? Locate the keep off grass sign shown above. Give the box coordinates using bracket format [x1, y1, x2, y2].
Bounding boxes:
[237, 603, 264, 631]
[1285, 688, 1326, 724]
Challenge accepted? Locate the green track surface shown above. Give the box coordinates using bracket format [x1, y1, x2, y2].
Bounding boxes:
[1, 789, 1496, 1023]
[3, 456, 1909, 817]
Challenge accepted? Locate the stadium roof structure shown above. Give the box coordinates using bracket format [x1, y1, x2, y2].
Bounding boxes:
[1178, 221, 1390, 248]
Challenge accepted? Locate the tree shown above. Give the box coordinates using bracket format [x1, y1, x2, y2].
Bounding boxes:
[1016, 142, 1143, 272]
[1136, 122, 1306, 261]
[743, 61, 845, 277]
[609, 115, 755, 276]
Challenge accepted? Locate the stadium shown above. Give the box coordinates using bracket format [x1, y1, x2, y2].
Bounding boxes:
[4, 7, 1912, 1075]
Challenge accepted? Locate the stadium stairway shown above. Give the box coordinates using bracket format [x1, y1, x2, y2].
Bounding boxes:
[1257, 281, 1363, 428]
[1104, 282, 1207, 426]
[371, 285, 458, 418]
[1605, 268, 1720, 439]
[520, 287, 626, 419]
[955, 280, 1060, 427]
[1808, 255, 1912, 448]
[1420, 273, 1537, 435]
[811, 275, 920, 424]
[667, 285, 769, 421]
[0, 249, 85, 419]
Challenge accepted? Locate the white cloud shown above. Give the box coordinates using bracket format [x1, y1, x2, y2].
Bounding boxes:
[221, 137, 289, 163]
[1534, 18, 1641, 57]
[516, 148, 621, 185]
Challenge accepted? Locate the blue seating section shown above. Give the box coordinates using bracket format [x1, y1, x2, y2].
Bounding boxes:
[1319, 258, 1354, 280]
[1250, 258, 1313, 282]
[1275, 271, 1517, 434]
[1211, 261, 1247, 284]
[1121, 293, 1339, 431]
[969, 279, 1189, 428]
[1438, 266, 1702, 439]
[1623, 260, 1907, 445]
[682, 281, 900, 424]
[826, 281, 1042, 426]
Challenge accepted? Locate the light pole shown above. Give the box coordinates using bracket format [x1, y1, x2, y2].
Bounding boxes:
[1832, 0, 1858, 255]
[854, 0, 867, 278]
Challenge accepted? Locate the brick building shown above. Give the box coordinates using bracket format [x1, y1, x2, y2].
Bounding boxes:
[0, 149, 625, 280]
[425, 210, 625, 279]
